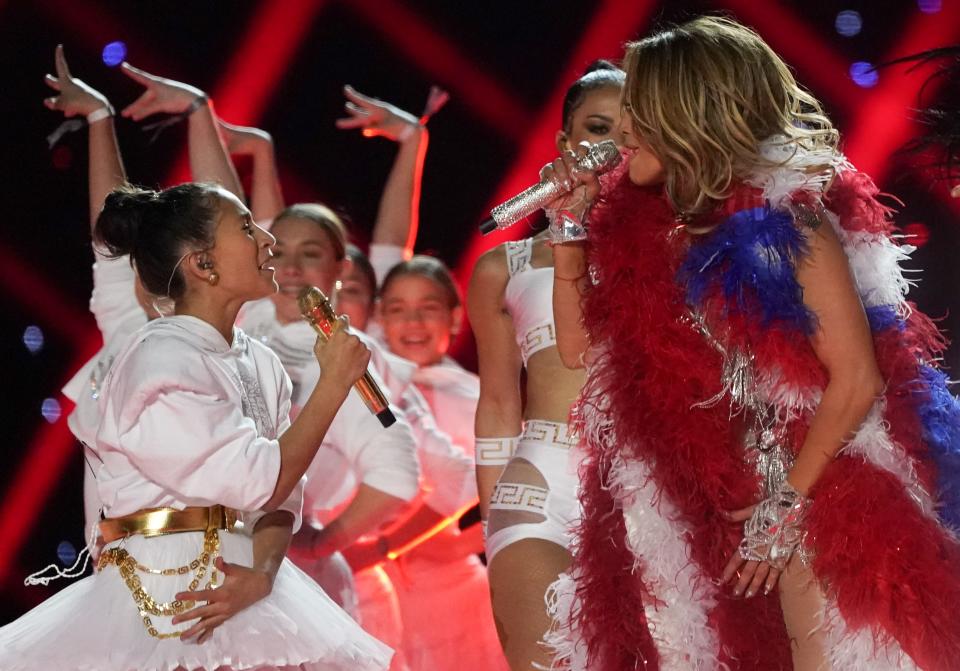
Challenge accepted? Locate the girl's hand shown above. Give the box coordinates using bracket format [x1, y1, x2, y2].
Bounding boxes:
[171, 556, 272, 643]
[336, 85, 420, 142]
[119, 62, 205, 121]
[43, 45, 110, 118]
[314, 318, 372, 388]
[218, 119, 274, 156]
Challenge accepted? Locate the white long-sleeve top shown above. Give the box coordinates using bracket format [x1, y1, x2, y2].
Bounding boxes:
[62, 248, 149, 546]
[92, 315, 304, 531]
[411, 358, 480, 463]
[63, 248, 148, 445]
[237, 299, 421, 516]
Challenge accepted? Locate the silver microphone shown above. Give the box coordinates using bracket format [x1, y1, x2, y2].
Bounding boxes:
[479, 140, 622, 234]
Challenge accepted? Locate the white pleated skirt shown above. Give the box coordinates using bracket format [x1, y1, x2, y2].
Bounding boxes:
[0, 530, 393, 671]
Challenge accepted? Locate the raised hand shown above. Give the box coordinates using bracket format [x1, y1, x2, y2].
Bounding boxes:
[119, 62, 204, 121]
[336, 85, 420, 142]
[217, 119, 274, 156]
[43, 45, 110, 118]
[171, 556, 272, 643]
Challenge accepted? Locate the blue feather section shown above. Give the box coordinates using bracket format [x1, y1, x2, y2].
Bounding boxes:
[678, 206, 815, 332]
[916, 365, 960, 529]
[865, 304, 903, 333]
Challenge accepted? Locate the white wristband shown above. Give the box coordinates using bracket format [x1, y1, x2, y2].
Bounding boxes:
[86, 105, 114, 125]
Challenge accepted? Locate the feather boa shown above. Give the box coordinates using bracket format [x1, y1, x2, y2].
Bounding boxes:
[560, 156, 960, 670]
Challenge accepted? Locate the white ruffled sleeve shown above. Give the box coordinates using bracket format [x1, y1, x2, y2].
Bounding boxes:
[368, 243, 408, 287]
[90, 247, 148, 345]
[102, 336, 282, 513]
[400, 386, 477, 516]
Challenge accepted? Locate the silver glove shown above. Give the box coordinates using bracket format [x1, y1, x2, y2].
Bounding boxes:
[738, 480, 811, 570]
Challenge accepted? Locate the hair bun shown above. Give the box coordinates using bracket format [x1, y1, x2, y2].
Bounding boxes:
[94, 185, 159, 257]
[583, 59, 619, 76]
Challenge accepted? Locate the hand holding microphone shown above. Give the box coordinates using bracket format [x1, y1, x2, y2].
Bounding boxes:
[299, 287, 397, 428]
[479, 140, 619, 235]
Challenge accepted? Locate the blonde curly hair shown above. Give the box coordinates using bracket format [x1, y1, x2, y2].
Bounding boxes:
[622, 16, 839, 215]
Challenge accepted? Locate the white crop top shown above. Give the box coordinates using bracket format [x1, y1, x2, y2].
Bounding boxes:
[503, 238, 558, 364]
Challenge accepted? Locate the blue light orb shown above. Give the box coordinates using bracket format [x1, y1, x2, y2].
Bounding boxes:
[850, 61, 879, 88]
[918, 0, 942, 13]
[57, 541, 77, 566]
[835, 10, 862, 37]
[101, 41, 127, 67]
[41, 398, 61, 424]
[23, 325, 44, 353]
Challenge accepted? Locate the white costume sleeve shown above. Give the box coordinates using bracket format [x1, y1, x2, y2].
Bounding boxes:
[103, 336, 283, 512]
[368, 243, 408, 287]
[302, 364, 421, 503]
[400, 386, 477, 517]
[90, 247, 147, 345]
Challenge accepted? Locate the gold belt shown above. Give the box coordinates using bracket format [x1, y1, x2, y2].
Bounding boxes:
[96, 505, 238, 640]
[98, 504, 240, 544]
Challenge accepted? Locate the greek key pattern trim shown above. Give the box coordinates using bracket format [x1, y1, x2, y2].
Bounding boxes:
[522, 419, 577, 449]
[476, 436, 520, 465]
[489, 482, 549, 514]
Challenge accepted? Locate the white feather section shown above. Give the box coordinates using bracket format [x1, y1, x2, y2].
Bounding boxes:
[838, 229, 916, 308]
[840, 399, 935, 518]
[755, 366, 822, 419]
[541, 571, 588, 671]
[821, 601, 920, 670]
[610, 456, 723, 670]
[746, 138, 851, 209]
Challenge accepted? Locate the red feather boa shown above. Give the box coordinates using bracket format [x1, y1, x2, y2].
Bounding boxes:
[569, 164, 960, 670]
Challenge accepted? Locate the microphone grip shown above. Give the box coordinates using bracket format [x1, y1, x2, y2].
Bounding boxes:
[297, 286, 397, 429]
[484, 179, 563, 233]
[354, 370, 397, 428]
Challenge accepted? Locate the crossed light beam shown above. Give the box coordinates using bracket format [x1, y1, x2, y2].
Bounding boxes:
[5, 0, 960, 601]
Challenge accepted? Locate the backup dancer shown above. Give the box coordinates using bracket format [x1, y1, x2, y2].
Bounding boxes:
[546, 16, 960, 671]
[337, 87, 506, 670]
[467, 61, 625, 670]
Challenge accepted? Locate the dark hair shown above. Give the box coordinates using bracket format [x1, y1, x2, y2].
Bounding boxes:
[561, 59, 626, 134]
[273, 203, 347, 261]
[381, 255, 461, 309]
[346, 243, 377, 297]
[94, 183, 222, 299]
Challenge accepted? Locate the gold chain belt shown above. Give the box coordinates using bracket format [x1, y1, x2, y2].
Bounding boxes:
[96, 505, 239, 640]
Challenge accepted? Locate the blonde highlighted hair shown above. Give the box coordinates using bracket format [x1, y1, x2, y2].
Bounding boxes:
[623, 16, 839, 214]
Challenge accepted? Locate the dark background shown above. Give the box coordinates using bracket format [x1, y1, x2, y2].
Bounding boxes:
[2, 0, 959, 621]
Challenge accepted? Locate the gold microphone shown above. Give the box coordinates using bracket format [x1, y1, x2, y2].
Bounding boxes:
[298, 286, 397, 428]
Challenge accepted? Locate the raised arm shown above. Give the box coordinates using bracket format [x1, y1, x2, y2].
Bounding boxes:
[219, 120, 285, 222]
[542, 145, 602, 368]
[467, 247, 524, 520]
[119, 62, 243, 199]
[337, 86, 426, 280]
[552, 244, 591, 369]
[43, 45, 126, 229]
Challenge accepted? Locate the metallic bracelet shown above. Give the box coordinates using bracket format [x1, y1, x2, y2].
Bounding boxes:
[546, 207, 590, 245]
[142, 93, 209, 143]
[738, 480, 811, 570]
